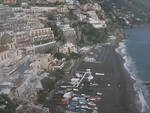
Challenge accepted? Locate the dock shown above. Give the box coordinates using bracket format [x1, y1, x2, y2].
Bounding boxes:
[143, 81, 150, 85]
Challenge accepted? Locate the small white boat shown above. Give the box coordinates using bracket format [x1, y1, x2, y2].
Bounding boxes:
[95, 73, 104, 76]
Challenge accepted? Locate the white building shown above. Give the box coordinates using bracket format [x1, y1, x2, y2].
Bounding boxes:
[87, 11, 107, 29]
[0, 44, 22, 65]
[31, 54, 58, 74]
[59, 42, 77, 54]
[15, 75, 43, 99]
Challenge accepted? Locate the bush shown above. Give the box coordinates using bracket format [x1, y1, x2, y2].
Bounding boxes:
[41, 69, 65, 91]
[67, 52, 82, 60]
[75, 22, 107, 44]
[78, 0, 89, 4]
[47, 13, 57, 20]
[54, 52, 66, 60]
[51, 69, 65, 81]
[46, 22, 65, 42]
[41, 77, 55, 91]
[0, 94, 16, 113]
[37, 91, 48, 104]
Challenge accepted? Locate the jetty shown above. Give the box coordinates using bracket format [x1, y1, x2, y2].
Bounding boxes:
[143, 81, 150, 85]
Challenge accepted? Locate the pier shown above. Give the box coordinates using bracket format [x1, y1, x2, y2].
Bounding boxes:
[144, 81, 150, 85]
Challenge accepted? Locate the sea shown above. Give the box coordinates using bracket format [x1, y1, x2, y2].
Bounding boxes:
[116, 27, 150, 113]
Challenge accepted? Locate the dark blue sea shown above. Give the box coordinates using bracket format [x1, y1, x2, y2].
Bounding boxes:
[116, 27, 150, 113]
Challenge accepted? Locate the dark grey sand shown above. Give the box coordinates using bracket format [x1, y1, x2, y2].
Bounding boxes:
[53, 46, 139, 113]
[77, 46, 139, 113]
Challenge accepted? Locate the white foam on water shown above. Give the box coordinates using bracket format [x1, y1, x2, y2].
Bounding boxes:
[138, 89, 149, 113]
[115, 40, 150, 113]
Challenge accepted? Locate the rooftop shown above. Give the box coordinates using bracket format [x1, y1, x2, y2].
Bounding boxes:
[0, 46, 9, 53]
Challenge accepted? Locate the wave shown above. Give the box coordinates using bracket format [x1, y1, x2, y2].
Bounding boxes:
[115, 40, 150, 113]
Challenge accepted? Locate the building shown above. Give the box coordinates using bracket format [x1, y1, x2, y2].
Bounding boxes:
[87, 11, 107, 29]
[31, 54, 58, 74]
[0, 82, 13, 94]
[57, 23, 77, 43]
[47, 0, 65, 4]
[0, 45, 9, 63]
[13, 31, 32, 50]
[0, 4, 14, 29]
[30, 28, 54, 45]
[81, 3, 102, 11]
[0, 45, 22, 65]
[57, 5, 69, 13]
[28, 28, 56, 54]
[16, 104, 49, 113]
[13, 27, 56, 54]
[2, 0, 17, 4]
[14, 75, 43, 99]
[65, 0, 75, 4]
[26, 16, 44, 29]
[59, 42, 77, 54]
[0, 32, 23, 64]
[8, 17, 28, 32]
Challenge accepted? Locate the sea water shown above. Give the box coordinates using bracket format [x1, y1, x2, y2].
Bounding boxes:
[116, 27, 150, 113]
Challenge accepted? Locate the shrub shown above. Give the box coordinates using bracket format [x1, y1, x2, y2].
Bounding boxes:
[41, 77, 55, 91]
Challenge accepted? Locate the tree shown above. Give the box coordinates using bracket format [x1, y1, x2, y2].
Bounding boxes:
[66, 52, 82, 60]
[51, 69, 64, 81]
[46, 22, 65, 42]
[54, 52, 66, 60]
[0, 94, 16, 113]
[41, 77, 55, 91]
[78, 0, 89, 4]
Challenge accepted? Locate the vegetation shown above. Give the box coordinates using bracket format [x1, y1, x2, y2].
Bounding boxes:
[100, 0, 150, 25]
[0, 94, 16, 113]
[46, 22, 65, 42]
[84, 24, 107, 43]
[38, 69, 65, 104]
[66, 10, 78, 21]
[0, 34, 12, 45]
[37, 90, 49, 104]
[47, 13, 57, 21]
[34, 39, 51, 45]
[73, 22, 107, 45]
[54, 52, 66, 60]
[41, 77, 56, 91]
[67, 52, 82, 60]
[78, 0, 89, 5]
[51, 69, 65, 81]
[46, 12, 66, 42]
[41, 69, 65, 91]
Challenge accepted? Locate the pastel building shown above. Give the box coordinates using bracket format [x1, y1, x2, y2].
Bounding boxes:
[2, 0, 17, 4]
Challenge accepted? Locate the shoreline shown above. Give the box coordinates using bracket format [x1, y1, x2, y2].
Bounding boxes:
[76, 45, 140, 113]
[116, 33, 150, 113]
[115, 44, 140, 113]
[114, 30, 142, 113]
[109, 45, 140, 113]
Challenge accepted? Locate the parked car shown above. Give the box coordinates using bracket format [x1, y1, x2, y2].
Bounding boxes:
[81, 105, 89, 109]
[96, 92, 103, 96]
[88, 101, 96, 106]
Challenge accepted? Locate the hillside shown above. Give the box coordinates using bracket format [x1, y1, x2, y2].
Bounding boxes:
[98, 0, 150, 25]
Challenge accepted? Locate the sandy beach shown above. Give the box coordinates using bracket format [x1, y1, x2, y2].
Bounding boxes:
[76, 45, 139, 113]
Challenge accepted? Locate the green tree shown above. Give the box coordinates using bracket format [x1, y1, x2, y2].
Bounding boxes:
[51, 69, 64, 81]
[0, 94, 16, 113]
[41, 77, 55, 91]
[54, 52, 66, 60]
